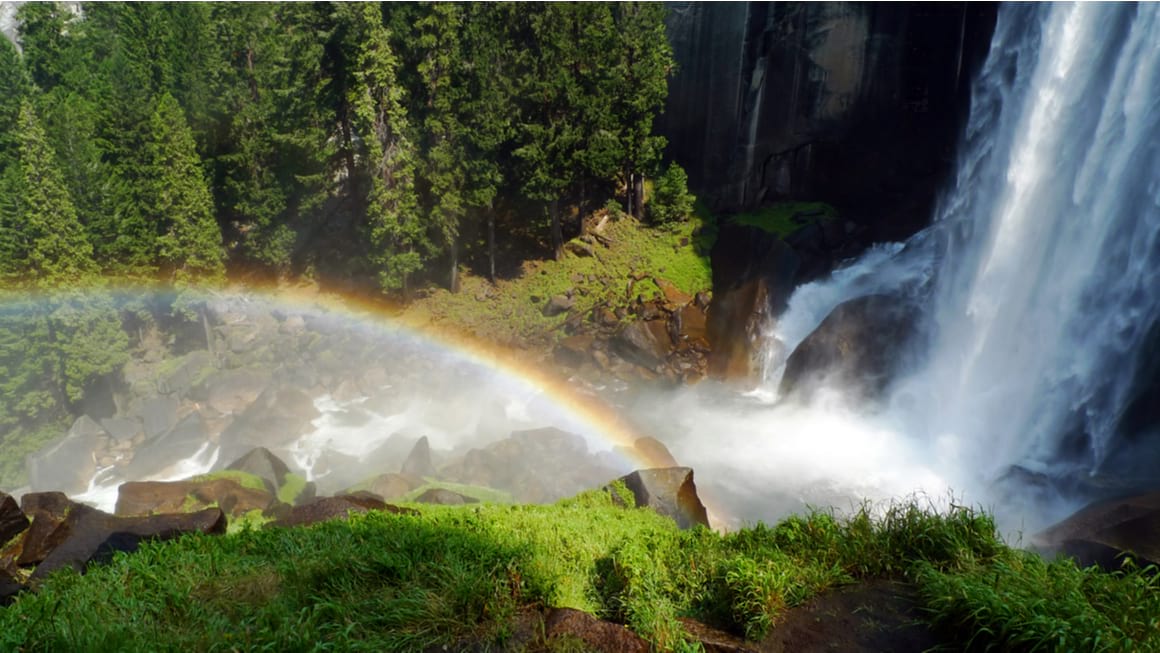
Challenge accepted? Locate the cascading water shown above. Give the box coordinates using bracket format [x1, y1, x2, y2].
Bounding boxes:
[640, 3, 1160, 533]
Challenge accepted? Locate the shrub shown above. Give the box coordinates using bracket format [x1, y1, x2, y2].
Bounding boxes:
[649, 163, 695, 225]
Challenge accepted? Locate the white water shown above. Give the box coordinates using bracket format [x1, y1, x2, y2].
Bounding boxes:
[649, 3, 1160, 533]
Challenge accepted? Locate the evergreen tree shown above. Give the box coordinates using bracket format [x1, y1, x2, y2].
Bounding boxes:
[140, 92, 225, 283]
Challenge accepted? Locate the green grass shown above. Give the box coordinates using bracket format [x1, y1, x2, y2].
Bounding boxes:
[730, 201, 837, 238]
[0, 493, 1155, 652]
[276, 473, 308, 505]
[189, 470, 270, 493]
[405, 212, 713, 347]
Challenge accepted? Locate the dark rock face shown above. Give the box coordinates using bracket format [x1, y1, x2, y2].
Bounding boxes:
[1033, 491, 1160, 571]
[401, 436, 436, 478]
[779, 293, 921, 401]
[0, 492, 29, 545]
[612, 467, 710, 530]
[660, 2, 997, 232]
[30, 508, 226, 582]
[544, 607, 650, 653]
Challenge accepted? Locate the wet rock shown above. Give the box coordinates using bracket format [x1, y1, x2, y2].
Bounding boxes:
[675, 303, 710, 349]
[1033, 491, 1160, 571]
[655, 278, 693, 307]
[30, 508, 226, 582]
[544, 607, 649, 653]
[100, 417, 143, 443]
[555, 335, 596, 367]
[414, 488, 479, 505]
[140, 396, 181, 440]
[204, 368, 271, 415]
[125, 412, 210, 480]
[780, 293, 920, 401]
[631, 437, 679, 468]
[543, 294, 575, 317]
[612, 320, 672, 369]
[219, 384, 321, 453]
[0, 492, 29, 545]
[19, 492, 75, 519]
[401, 436, 436, 478]
[0, 567, 24, 606]
[115, 478, 276, 519]
[611, 468, 710, 530]
[18, 500, 100, 566]
[26, 415, 107, 494]
[226, 447, 293, 491]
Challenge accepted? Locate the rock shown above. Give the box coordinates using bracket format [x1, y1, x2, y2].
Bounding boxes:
[655, 278, 693, 307]
[125, 412, 210, 480]
[204, 368, 271, 415]
[543, 294, 575, 317]
[632, 437, 679, 468]
[19, 492, 75, 518]
[219, 384, 321, 453]
[675, 303, 709, 348]
[400, 436, 436, 478]
[779, 293, 920, 401]
[0, 567, 24, 606]
[18, 500, 100, 566]
[564, 239, 595, 257]
[679, 618, 758, 653]
[0, 492, 29, 545]
[100, 417, 143, 443]
[555, 335, 596, 367]
[544, 607, 649, 653]
[26, 415, 107, 494]
[115, 478, 276, 518]
[30, 508, 226, 582]
[158, 350, 216, 398]
[226, 447, 293, 491]
[354, 473, 424, 501]
[414, 488, 479, 505]
[268, 495, 412, 528]
[611, 468, 710, 530]
[612, 320, 673, 369]
[140, 396, 181, 440]
[1032, 491, 1160, 571]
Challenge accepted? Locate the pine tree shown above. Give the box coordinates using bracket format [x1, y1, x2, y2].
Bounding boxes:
[140, 92, 225, 284]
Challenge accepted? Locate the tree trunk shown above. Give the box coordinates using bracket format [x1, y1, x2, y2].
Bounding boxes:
[488, 209, 497, 284]
[633, 173, 645, 220]
[625, 168, 634, 217]
[550, 199, 563, 260]
[449, 237, 460, 293]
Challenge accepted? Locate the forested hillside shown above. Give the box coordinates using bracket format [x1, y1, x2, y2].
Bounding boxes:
[0, 2, 678, 294]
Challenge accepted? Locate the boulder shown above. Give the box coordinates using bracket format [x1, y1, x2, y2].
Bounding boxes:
[115, 478, 276, 519]
[543, 294, 575, 317]
[675, 303, 710, 348]
[612, 320, 673, 369]
[678, 618, 758, 653]
[100, 417, 143, 443]
[125, 411, 210, 479]
[19, 492, 75, 519]
[353, 473, 424, 501]
[30, 508, 226, 582]
[26, 415, 107, 494]
[544, 607, 649, 653]
[779, 293, 920, 401]
[1033, 491, 1160, 571]
[0, 566, 24, 606]
[611, 468, 710, 530]
[632, 437, 679, 468]
[414, 488, 479, 505]
[226, 447, 293, 491]
[400, 436, 436, 478]
[18, 500, 100, 566]
[0, 492, 29, 545]
[555, 335, 596, 367]
[140, 396, 181, 440]
[220, 384, 321, 452]
[204, 367, 271, 415]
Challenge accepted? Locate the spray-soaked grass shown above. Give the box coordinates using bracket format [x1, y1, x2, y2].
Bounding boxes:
[730, 201, 838, 238]
[1, 491, 1156, 651]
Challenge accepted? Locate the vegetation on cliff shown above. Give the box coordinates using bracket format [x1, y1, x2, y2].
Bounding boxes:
[0, 492, 1155, 651]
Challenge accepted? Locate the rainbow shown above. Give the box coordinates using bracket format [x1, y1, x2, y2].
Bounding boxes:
[5, 283, 726, 527]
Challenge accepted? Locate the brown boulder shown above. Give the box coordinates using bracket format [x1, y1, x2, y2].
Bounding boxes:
[16, 496, 99, 566]
[115, 478, 276, 518]
[0, 566, 25, 606]
[611, 468, 710, 530]
[544, 607, 649, 653]
[679, 618, 758, 653]
[30, 508, 226, 582]
[401, 436, 436, 478]
[675, 303, 709, 348]
[779, 293, 920, 401]
[268, 495, 413, 528]
[655, 278, 693, 307]
[555, 335, 596, 367]
[613, 319, 673, 369]
[0, 492, 29, 545]
[414, 488, 479, 505]
[356, 473, 424, 501]
[225, 447, 291, 492]
[1033, 491, 1160, 570]
[632, 437, 679, 468]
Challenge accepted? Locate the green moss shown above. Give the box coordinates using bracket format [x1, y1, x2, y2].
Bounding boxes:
[730, 201, 838, 238]
[276, 473, 308, 505]
[226, 509, 271, 535]
[190, 470, 269, 493]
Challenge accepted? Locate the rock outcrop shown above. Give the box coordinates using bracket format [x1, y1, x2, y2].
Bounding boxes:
[1033, 491, 1160, 571]
[610, 467, 710, 530]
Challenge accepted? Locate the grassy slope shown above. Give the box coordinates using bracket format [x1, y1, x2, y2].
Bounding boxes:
[401, 211, 715, 347]
[3, 491, 1154, 652]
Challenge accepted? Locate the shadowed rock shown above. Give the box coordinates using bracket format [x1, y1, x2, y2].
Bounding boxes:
[0, 492, 29, 545]
[226, 447, 292, 492]
[401, 436, 436, 478]
[610, 468, 710, 530]
[30, 508, 226, 582]
[26, 415, 107, 494]
[544, 607, 649, 653]
[632, 437, 679, 468]
[1033, 491, 1160, 570]
[414, 488, 479, 505]
[0, 567, 24, 606]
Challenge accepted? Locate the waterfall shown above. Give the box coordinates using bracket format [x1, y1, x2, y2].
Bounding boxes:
[660, 3, 1160, 532]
